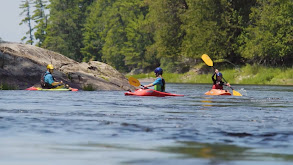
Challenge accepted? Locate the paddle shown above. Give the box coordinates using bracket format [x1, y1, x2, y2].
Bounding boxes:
[62, 83, 78, 91]
[52, 82, 78, 91]
[128, 77, 145, 88]
[51, 84, 78, 91]
[201, 54, 242, 96]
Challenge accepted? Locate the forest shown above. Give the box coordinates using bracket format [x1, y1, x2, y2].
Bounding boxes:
[19, 0, 292, 73]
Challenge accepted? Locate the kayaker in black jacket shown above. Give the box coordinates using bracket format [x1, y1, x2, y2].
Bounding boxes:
[212, 69, 230, 90]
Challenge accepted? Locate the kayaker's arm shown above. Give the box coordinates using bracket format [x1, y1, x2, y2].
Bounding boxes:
[225, 82, 231, 87]
[217, 81, 230, 87]
[144, 78, 160, 88]
[52, 81, 63, 86]
[144, 83, 153, 88]
[212, 73, 216, 83]
[222, 82, 231, 87]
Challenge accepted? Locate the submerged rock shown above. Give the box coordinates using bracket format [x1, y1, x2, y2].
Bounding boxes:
[0, 42, 135, 91]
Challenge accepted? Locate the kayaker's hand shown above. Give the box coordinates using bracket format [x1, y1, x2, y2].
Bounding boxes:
[227, 83, 231, 87]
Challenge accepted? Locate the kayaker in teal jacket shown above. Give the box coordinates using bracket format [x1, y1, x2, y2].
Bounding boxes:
[144, 67, 165, 92]
[40, 64, 63, 89]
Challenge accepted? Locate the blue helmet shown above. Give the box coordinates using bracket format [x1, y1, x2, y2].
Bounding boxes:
[216, 72, 223, 77]
[154, 67, 163, 75]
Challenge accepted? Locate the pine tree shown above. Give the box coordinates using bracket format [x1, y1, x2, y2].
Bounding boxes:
[19, 0, 34, 45]
[82, 0, 154, 72]
[100, 1, 129, 72]
[147, 0, 187, 72]
[31, 0, 48, 47]
[81, 0, 113, 62]
[118, 0, 154, 70]
[43, 0, 93, 61]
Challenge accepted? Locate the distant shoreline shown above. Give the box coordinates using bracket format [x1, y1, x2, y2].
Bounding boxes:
[128, 65, 293, 86]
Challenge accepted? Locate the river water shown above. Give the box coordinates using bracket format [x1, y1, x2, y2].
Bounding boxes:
[0, 84, 293, 165]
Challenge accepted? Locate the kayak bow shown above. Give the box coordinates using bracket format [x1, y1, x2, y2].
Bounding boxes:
[205, 89, 231, 96]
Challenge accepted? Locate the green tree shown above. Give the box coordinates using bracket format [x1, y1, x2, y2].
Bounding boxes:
[147, 0, 187, 72]
[43, 0, 93, 61]
[82, 0, 154, 72]
[239, 0, 293, 66]
[100, 1, 132, 72]
[81, 0, 114, 62]
[118, 1, 154, 71]
[31, 0, 48, 47]
[181, 0, 236, 62]
[19, 0, 34, 45]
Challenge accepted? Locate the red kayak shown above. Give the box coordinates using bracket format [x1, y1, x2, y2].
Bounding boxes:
[205, 89, 231, 95]
[125, 89, 184, 97]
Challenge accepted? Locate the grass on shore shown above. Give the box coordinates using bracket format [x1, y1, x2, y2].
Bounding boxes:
[82, 84, 96, 91]
[0, 82, 18, 90]
[127, 65, 293, 85]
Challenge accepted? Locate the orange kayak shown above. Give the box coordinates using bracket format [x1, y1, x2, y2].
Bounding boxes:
[205, 89, 231, 96]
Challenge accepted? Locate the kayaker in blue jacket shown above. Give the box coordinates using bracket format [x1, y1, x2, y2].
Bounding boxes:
[212, 69, 230, 90]
[40, 64, 63, 89]
[144, 67, 165, 92]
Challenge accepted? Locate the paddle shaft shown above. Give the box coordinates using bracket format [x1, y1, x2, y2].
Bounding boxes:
[222, 77, 235, 90]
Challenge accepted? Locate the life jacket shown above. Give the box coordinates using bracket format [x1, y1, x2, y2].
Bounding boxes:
[162, 78, 165, 92]
[154, 78, 165, 92]
[212, 84, 223, 90]
[40, 72, 55, 89]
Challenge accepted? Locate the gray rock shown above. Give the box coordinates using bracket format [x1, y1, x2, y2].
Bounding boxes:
[0, 42, 135, 91]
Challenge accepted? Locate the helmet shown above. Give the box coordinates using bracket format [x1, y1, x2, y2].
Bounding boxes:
[47, 64, 54, 70]
[154, 67, 163, 75]
[216, 72, 222, 77]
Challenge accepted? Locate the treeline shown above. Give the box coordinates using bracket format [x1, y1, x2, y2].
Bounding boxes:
[19, 0, 292, 72]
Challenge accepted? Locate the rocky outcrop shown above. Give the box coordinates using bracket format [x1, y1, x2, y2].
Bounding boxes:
[0, 42, 135, 91]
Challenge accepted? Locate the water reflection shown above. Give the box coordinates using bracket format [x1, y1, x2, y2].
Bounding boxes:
[157, 141, 293, 162]
[199, 96, 237, 108]
[1, 84, 293, 165]
[200, 97, 214, 107]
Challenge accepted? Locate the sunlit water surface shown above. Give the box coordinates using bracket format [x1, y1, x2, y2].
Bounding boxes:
[0, 84, 293, 165]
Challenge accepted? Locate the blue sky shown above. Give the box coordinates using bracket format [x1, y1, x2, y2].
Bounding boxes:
[0, 0, 27, 42]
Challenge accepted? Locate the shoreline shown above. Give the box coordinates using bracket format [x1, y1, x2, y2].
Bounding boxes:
[137, 80, 293, 86]
[128, 65, 293, 86]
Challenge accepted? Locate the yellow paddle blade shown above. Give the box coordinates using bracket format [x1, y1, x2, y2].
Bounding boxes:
[233, 90, 242, 96]
[128, 77, 140, 87]
[201, 54, 213, 67]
